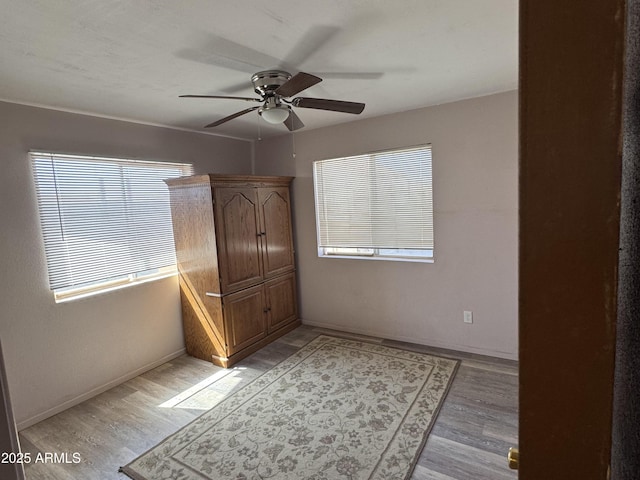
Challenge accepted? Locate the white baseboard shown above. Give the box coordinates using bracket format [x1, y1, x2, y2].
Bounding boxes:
[301, 319, 518, 361]
[17, 348, 186, 431]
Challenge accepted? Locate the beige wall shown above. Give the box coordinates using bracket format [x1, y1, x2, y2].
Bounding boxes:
[0, 101, 252, 428]
[255, 91, 518, 359]
[0, 91, 517, 429]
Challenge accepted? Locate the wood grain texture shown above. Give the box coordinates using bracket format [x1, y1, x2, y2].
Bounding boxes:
[166, 175, 299, 368]
[214, 187, 264, 294]
[179, 278, 226, 362]
[167, 181, 221, 296]
[208, 175, 294, 188]
[19, 326, 517, 480]
[258, 186, 295, 278]
[166, 175, 294, 189]
[264, 272, 298, 332]
[167, 180, 226, 346]
[222, 284, 266, 354]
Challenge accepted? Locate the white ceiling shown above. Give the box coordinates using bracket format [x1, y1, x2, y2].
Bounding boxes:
[0, 0, 518, 140]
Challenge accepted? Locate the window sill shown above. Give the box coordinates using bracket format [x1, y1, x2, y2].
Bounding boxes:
[318, 254, 434, 264]
[54, 268, 177, 303]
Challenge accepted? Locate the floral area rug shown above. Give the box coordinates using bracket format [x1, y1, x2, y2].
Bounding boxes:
[120, 335, 459, 480]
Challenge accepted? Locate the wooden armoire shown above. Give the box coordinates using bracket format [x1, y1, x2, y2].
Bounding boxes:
[165, 175, 299, 367]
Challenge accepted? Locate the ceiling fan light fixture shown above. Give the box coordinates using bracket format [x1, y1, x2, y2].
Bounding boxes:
[259, 105, 290, 124]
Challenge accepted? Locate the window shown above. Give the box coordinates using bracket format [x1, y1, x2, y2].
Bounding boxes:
[313, 144, 433, 262]
[30, 152, 193, 301]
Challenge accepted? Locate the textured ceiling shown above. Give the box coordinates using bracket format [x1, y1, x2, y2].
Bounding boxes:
[0, 0, 518, 140]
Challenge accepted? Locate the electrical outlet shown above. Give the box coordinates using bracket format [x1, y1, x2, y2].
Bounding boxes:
[463, 310, 473, 324]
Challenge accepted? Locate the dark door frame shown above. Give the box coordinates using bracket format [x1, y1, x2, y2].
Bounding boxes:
[519, 1, 624, 478]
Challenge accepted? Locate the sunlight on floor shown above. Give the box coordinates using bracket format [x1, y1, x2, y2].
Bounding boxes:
[159, 367, 246, 409]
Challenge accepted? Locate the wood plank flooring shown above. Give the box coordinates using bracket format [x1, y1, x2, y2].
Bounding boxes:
[19, 326, 518, 479]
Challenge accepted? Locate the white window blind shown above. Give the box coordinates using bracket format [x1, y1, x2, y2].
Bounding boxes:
[30, 152, 193, 295]
[313, 145, 433, 258]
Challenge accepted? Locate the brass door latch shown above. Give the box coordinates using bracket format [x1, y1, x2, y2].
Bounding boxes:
[508, 447, 519, 470]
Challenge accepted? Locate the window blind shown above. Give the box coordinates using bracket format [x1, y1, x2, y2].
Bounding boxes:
[30, 152, 193, 292]
[313, 145, 433, 250]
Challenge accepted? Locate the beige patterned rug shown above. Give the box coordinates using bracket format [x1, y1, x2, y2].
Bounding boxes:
[120, 335, 459, 480]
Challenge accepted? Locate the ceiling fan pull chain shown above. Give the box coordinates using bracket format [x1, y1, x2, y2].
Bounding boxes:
[291, 131, 296, 158]
[257, 117, 262, 141]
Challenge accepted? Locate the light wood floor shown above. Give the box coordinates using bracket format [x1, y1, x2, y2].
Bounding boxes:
[19, 325, 518, 480]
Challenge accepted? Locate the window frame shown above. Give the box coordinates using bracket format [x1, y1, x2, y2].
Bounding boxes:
[51, 265, 178, 303]
[313, 144, 434, 263]
[319, 247, 435, 263]
[30, 151, 193, 302]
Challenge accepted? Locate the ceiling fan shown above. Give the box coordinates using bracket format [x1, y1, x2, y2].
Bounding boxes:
[180, 70, 365, 131]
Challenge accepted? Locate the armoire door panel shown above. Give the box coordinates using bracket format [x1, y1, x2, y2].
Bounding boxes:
[214, 187, 263, 292]
[265, 273, 298, 332]
[223, 285, 266, 355]
[259, 187, 295, 278]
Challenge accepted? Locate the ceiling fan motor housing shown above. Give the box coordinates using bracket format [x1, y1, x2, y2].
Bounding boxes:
[251, 70, 292, 96]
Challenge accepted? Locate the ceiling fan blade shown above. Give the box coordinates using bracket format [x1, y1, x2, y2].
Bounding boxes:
[280, 26, 341, 69]
[180, 95, 261, 102]
[204, 106, 259, 128]
[175, 34, 280, 74]
[292, 97, 365, 114]
[175, 48, 263, 74]
[275, 72, 322, 97]
[218, 81, 257, 94]
[284, 109, 305, 131]
[313, 72, 384, 80]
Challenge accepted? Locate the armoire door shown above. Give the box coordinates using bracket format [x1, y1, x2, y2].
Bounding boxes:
[264, 272, 298, 333]
[258, 186, 295, 278]
[223, 285, 266, 355]
[214, 187, 264, 292]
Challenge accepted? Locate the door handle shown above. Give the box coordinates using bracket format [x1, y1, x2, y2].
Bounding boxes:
[508, 447, 519, 470]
